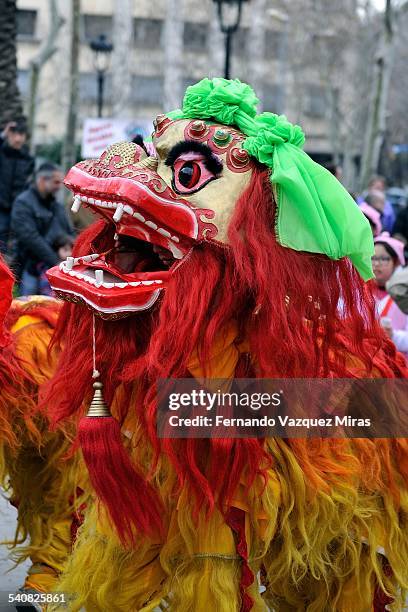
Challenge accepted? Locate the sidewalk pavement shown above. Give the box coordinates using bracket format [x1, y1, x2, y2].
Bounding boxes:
[0, 494, 29, 610]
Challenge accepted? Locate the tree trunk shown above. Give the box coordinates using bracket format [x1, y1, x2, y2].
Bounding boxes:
[0, 0, 24, 127]
[112, 0, 132, 117]
[359, 0, 395, 190]
[61, 0, 80, 175]
[208, 4, 224, 78]
[26, 0, 65, 152]
[163, 0, 183, 110]
[247, 0, 266, 110]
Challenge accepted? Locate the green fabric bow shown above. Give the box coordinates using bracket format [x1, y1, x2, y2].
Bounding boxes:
[168, 78, 374, 280]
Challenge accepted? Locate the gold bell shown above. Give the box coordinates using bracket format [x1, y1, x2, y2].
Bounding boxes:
[86, 380, 112, 417]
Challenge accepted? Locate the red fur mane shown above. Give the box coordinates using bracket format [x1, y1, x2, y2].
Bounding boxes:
[42, 166, 407, 541]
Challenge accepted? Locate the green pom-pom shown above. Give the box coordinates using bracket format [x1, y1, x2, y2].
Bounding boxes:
[243, 113, 305, 168]
[181, 78, 259, 127]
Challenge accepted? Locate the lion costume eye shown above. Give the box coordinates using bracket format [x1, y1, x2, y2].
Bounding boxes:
[177, 161, 201, 189]
[172, 155, 218, 195]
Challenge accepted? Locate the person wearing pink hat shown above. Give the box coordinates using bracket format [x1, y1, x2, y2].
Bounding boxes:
[372, 232, 408, 356]
[359, 202, 382, 237]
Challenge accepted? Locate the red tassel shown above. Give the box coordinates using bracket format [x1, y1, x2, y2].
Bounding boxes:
[78, 381, 164, 545]
[226, 507, 255, 612]
[373, 556, 394, 612]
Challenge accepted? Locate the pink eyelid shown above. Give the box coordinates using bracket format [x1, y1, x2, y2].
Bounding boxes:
[176, 152, 207, 162]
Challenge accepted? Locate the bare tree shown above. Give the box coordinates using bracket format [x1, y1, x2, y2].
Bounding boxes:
[0, 0, 24, 127]
[247, 0, 267, 108]
[359, 0, 395, 190]
[26, 0, 64, 151]
[163, 0, 183, 110]
[61, 0, 80, 174]
[112, 0, 133, 117]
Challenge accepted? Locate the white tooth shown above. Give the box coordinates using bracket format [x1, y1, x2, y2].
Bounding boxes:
[167, 241, 183, 260]
[142, 280, 154, 285]
[133, 212, 145, 222]
[145, 221, 158, 230]
[71, 196, 81, 213]
[95, 199, 102, 206]
[102, 282, 114, 288]
[115, 282, 127, 288]
[113, 204, 124, 222]
[80, 254, 94, 263]
[114, 233, 119, 240]
[171, 235, 180, 243]
[157, 228, 171, 238]
[87, 278, 96, 285]
[68, 270, 75, 276]
[81, 195, 88, 203]
[124, 205, 133, 215]
[129, 281, 141, 287]
[73, 271, 83, 279]
[95, 269, 104, 284]
[154, 280, 163, 284]
[65, 257, 74, 271]
[59, 262, 65, 271]
[108, 202, 115, 208]
[87, 197, 95, 204]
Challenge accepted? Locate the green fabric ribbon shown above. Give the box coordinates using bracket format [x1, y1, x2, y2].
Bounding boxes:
[168, 78, 374, 280]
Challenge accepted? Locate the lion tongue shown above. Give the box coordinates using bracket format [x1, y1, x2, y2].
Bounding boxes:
[112, 251, 143, 273]
[134, 257, 152, 272]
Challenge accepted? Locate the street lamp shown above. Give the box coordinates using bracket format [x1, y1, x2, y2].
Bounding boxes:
[89, 33, 113, 118]
[212, 0, 248, 79]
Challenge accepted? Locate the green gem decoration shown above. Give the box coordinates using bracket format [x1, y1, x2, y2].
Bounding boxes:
[213, 129, 232, 146]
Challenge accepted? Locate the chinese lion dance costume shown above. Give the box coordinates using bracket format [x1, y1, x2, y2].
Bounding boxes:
[42, 79, 408, 611]
[0, 258, 87, 597]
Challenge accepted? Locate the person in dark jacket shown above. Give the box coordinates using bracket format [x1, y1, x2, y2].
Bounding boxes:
[0, 121, 34, 253]
[393, 206, 408, 246]
[11, 162, 74, 296]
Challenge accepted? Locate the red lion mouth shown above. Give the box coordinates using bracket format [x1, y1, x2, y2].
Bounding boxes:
[47, 142, 216, 316]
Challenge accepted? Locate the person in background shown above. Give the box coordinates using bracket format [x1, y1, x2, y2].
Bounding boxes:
[358, 175, 395, 233]
[387, 266, 408, 315]
[11, 163, 74, 296]
[324, 160, 343, 181]
[37, 234, 75, 296]
[372, 232, 408, 356]
[365, 190, 396, 234]
[359, 202, 382, 237]
[392, 204, 408, 246]
[0, 121, 34, 254]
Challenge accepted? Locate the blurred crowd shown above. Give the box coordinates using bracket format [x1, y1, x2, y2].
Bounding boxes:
[0, 118, 407, 358]
[0, 120, 74, 295]
[353, 173, 408, 357]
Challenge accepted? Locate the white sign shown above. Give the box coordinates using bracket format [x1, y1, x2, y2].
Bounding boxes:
[81, 118, 153, 158]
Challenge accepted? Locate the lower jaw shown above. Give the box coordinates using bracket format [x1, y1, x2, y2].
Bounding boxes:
[47, 267, 166, 318]
[52, 288, 162, 319]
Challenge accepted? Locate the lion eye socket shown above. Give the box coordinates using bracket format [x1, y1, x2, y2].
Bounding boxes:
[172, 155, 219, 195]
[178, 161, 201, 189]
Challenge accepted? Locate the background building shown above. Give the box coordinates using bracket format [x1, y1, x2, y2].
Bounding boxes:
[13, 0, 384, 175]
